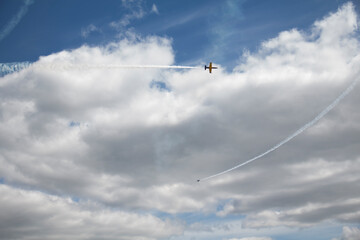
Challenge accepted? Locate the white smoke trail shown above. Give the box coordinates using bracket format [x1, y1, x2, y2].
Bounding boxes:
[0, 0, 34, 42]
[0, 62, 198, 76]
[198, 77, 359, 182]
[40, 64, 199, 70]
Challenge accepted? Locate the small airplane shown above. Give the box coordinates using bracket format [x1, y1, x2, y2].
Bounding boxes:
[205, 62, 217, 73]
[197, 179, 200, 182]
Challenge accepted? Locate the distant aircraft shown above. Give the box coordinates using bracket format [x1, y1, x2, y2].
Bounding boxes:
[205, 62, 217, 73]
[197, 179, 200, 182]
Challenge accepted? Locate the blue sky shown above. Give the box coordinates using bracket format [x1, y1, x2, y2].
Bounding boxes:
[0, 0, 357, 68]
[1, 1, 360, 240]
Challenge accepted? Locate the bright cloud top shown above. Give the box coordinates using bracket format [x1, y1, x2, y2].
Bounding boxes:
[0, 2, 360, 240]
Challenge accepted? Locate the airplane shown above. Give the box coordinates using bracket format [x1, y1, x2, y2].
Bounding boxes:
[197, 179, 200, 182]
[205, 62, 217, 73]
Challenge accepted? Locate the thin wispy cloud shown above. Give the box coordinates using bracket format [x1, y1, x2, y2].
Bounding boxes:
[110, 0, 146, 29]
[110, 0, 161, 30]
[207, 0, 247, 64]
[81, 24, 101, 38]
[151, 4, 159, 15]
[0, 0, 34, 42]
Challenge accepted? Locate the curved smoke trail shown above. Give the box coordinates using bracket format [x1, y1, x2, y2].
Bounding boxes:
[198, 77, 359, 182]
[0, 0, 34, 42]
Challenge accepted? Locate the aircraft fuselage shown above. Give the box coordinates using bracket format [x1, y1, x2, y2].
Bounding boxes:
[205, 62, 217, 73]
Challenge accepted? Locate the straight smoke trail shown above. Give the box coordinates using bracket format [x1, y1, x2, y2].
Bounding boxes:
[0, 62, 198, 76]
[57, 64, 199, 69]
[91, 65, 198, 69]
[198, 77, 359, 182]
[0, 0, 34, 42]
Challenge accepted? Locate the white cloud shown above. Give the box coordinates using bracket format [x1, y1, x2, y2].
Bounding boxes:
[1, 2, 360, 239]
[332, 226, 360, 240]
[0, 185, 183, 240]
[237, 3, 359, 86]
[313, 2, 358, 45]
[221, 158, 360, 228]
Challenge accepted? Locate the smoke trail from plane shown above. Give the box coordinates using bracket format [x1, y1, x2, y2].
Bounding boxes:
[0, 0, 34, 42]
[0, 62, 199, 76]
[52, 64, 199, 70]
[198, 77, 359, 182]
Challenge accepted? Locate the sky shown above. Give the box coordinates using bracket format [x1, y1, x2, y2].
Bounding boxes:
[0, 1, 360, 240]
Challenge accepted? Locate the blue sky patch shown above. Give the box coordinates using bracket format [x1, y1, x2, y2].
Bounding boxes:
[69, 121, 81, 127]
[149, 80, 171, 92]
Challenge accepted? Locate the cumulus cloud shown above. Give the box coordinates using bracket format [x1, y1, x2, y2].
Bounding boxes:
[1, 2, 360, 239]
[332, 226, 360, 240]
[0, 185, 183, 240]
